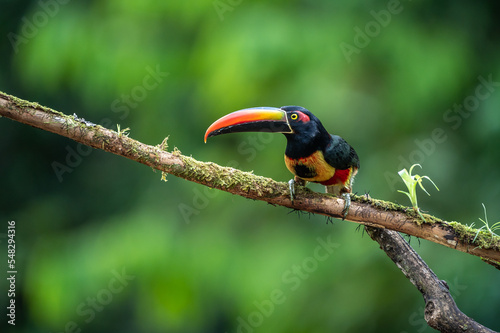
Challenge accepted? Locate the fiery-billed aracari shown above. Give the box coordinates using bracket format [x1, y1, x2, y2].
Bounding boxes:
[204, 106, 360, 218]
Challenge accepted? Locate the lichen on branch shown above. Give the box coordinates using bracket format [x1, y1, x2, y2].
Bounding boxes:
[0, 91, 499, 265]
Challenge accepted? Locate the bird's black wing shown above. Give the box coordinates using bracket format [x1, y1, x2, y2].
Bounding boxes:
[323, 135, 360, 170]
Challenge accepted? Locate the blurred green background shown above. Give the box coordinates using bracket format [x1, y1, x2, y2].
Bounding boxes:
[1, 1, 500, 332]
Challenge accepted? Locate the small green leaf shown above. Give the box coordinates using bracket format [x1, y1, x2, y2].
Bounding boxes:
[397, 164, 438, 222]
[473, 203, 500, 244]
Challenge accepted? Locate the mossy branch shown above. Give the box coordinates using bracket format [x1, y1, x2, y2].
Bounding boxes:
[1, 91, 499, 264]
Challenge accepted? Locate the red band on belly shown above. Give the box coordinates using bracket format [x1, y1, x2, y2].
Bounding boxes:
[320, 168, 351, 186]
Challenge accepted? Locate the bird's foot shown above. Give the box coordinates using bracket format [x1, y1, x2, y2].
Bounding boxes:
[289, 177, 307, 204]
[288, 179, 296, 203]
[341, 192, 351, 220]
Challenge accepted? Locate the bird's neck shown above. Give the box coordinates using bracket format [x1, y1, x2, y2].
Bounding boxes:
[284, 129, 331, 159]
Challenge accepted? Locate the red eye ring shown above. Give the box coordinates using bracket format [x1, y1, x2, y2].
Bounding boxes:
[295, 111, 310, 122]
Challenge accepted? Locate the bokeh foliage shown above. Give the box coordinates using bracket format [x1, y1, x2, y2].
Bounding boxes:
[1, 1, 500, 332]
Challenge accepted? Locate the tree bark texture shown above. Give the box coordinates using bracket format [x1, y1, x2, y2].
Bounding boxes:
[1, 91, 498, 333]
[1, 91, 498, 263]
[366, 227, 497, 333]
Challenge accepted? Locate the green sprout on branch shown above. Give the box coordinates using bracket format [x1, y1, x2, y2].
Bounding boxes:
[117, 124, 130, 138]
[472, 203, 500, 245]
[398, 164, 439, 222]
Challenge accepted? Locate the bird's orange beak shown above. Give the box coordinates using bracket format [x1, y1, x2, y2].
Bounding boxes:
[204, 107, 292, 142]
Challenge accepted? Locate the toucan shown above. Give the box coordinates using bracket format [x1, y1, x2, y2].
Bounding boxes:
[204, 106, 360, 218]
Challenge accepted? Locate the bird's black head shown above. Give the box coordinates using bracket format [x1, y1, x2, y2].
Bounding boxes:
[279, 106, 327, 136]
[279, 106, 331, 158]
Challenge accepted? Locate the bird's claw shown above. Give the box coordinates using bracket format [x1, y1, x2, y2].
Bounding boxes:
[288, 179, 296, 203]
[341, 192, 351, 220]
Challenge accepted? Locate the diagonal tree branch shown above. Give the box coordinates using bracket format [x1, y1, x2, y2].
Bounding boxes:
[1, 91, 499, 332]
[0, 91, 499, 264]
[366, 227, 497, 333]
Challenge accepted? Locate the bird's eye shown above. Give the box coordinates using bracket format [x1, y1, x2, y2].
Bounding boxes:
[290, 113, 298, 120]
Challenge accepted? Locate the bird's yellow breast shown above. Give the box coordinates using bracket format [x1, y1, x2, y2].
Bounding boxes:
[284, 151, 336, 183]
